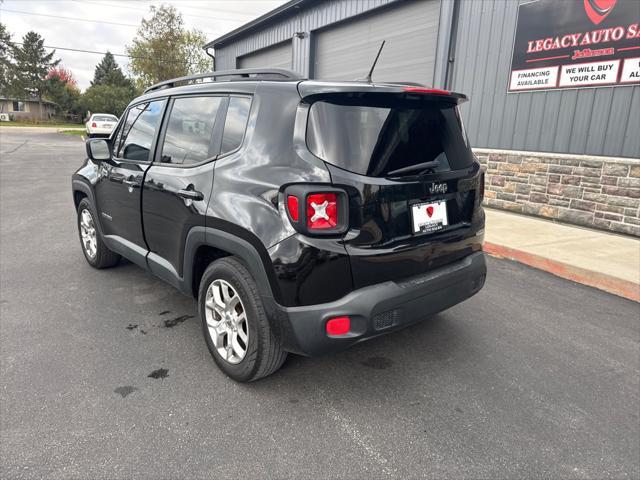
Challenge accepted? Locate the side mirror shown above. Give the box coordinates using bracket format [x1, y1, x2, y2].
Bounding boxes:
[86, 138, 111, 161]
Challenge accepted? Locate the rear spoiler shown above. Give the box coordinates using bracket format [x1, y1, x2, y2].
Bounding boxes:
[297, 81, 468, 104]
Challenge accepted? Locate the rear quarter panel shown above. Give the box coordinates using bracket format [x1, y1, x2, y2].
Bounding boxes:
[207, 83, 353, 307]
[208, 83, 330, 248]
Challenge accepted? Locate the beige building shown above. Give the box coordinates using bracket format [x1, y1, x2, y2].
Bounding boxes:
[0, 97, 57, 121]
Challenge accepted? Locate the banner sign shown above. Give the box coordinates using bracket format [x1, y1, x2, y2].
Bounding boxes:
[509, 0, 640, 92]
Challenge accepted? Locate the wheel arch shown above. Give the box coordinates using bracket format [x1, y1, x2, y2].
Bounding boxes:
[184, 224, 301, 353]
[73, 190, 88, 209]
[72, 179, 93, 209]
[72, 178, 107, 238]
[184, 225, 282, 305]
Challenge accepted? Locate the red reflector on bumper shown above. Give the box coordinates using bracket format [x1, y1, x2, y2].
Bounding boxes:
[326, 316, 350, 336]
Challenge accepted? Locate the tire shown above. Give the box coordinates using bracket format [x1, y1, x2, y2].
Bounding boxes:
[77, 198, 120, 269]
[199, 257, 287, 382]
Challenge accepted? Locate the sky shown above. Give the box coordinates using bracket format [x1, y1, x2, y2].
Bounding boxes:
[0, 0, 288, 90]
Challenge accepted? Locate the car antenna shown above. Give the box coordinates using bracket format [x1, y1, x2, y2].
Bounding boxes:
[360, 40, 385, 83]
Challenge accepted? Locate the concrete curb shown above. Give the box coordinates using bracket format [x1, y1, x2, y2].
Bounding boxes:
[484, 242, 640, 302]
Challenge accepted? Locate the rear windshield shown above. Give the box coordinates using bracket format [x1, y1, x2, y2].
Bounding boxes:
[93, 115, 117, 122]
[306, 95, 473, 177]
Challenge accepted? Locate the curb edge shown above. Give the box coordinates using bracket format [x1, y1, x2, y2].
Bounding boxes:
[484, 242, 640, 302]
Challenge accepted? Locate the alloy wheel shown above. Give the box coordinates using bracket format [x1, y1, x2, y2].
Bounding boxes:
[204, 279, 249, 364]
[80, 208, 97, 259]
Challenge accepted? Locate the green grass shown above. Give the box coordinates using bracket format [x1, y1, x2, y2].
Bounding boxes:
[59, 129, 86, 137]
[0, 121, 84, 129]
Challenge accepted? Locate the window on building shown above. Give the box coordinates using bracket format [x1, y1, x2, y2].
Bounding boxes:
[221, 96, 251, 155]
[12, 101, 25, 112]
[160, 96, 223, 165]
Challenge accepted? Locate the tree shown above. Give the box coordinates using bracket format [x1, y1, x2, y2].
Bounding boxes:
[126, 4, 209, 88]
[0, 22, 16, 99]
[11, 31, 60, 118]
[79, 52, 135, 119]
[182, 30, 210, 75]
[91, 51, 132, 88]
[79, 84, 134, 117]
[44, 76, 81, 116]
[47, 65, 77, 88]
[44, 65, 81, 116]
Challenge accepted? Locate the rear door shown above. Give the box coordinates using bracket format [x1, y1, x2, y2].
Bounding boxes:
[305, 92, 484, 288]
[141, 94, 228, 287]
[93, 99, 166, 267]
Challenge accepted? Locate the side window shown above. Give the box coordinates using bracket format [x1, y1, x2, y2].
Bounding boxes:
[117, 100, 166, 162]
[220, 96, 251, 155]
[160, 96, 223, 165]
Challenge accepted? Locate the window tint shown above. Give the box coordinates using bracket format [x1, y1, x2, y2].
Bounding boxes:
[117, 100, 166, 162]
[221, 96, 251, 154]
[306, 96, 474, 177]
[160, 96, 223, 165]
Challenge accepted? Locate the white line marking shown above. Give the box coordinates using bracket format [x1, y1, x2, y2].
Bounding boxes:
[324, 403, 396, 477]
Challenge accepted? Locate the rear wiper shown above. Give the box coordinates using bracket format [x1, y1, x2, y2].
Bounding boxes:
[387, 159, 440, 177]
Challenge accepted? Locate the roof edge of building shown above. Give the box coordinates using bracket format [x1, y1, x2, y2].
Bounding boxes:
[205, 0, 308, 49]
[1, 97, 58, 105]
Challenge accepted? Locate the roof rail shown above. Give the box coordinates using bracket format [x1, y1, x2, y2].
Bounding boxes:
[143, 68, 303, 94]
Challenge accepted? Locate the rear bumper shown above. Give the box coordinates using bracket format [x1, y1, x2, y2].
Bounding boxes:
[276, 251, 486, 356]
[86, 128, 114, 135]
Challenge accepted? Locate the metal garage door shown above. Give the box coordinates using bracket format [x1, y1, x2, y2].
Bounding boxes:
[313, 0, 440, 84]
[237, 41, 292, 69]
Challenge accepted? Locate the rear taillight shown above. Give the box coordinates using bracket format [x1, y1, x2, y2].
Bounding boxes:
[307, 193, 338, 230]
[283, 186, 348, 236]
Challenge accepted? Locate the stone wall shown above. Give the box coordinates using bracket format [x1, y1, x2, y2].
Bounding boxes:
[474, 148, 640, 237]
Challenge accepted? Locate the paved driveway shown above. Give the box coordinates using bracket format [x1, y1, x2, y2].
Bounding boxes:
[1, 127, 638, 479]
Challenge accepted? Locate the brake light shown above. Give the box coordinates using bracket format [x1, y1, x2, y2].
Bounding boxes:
[284, 186, 347, 235]
[403, 87, 450, 95]
[326, 316, 350, 336]
[307, 193, 338, 229]
[91, 122, 97, 128]
[286, 195, 299, 222]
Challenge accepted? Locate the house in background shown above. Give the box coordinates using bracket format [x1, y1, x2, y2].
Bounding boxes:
[0, 97, 57, 121]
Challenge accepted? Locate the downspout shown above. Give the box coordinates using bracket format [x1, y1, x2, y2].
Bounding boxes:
[205, 47, 215, 71]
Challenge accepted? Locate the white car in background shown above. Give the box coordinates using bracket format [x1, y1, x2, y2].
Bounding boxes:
[85, 114, 118, 138]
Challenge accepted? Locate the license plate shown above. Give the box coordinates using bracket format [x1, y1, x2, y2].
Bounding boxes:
[411, 201, 448, 233]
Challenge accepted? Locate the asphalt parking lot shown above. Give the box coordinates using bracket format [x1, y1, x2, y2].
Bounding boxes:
[1, 127, 638, 479]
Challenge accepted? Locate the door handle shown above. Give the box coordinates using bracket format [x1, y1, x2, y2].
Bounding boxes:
[177, 189, 204, 201]
[123, 179, 140, 188]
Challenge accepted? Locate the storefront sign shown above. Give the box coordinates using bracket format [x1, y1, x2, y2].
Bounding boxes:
[509, 0, 640, 92]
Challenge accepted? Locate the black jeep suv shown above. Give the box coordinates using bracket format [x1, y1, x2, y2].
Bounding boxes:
[72, 69, 486, 382]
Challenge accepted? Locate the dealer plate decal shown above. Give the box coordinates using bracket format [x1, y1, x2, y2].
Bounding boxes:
[411, 201, 448, 234]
